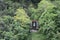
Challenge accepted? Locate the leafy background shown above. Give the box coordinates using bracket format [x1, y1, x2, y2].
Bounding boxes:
[0, 0, 60, 40]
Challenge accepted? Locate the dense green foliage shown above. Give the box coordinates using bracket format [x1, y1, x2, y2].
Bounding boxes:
[0, 0, 60, 40]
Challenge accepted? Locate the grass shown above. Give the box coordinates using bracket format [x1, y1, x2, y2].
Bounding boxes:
[32, 32, 40, 40]
[27, 31, 46, 40]
[32, 32, 46, 40]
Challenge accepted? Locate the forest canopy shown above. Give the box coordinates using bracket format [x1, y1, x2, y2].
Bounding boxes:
[0, 0, 60, 40]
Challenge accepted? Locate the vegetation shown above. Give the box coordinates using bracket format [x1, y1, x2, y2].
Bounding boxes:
[0, 0, 60, 40]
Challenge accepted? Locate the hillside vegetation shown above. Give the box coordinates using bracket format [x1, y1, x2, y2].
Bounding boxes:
[0, 0, 60, 40]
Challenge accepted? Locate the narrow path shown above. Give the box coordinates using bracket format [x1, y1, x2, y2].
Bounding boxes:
[28, 30, 46, 40]
[32, 32, 40, 40]
[31, 30, 46, 40]
[27, 30, 40, 40]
